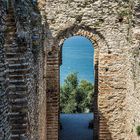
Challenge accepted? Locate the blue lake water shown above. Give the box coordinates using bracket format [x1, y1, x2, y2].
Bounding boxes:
[60, 113, 93, 140]
[60, 36, 94, 84]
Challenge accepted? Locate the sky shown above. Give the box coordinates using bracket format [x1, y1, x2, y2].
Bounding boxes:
[60, 36, 94, 85]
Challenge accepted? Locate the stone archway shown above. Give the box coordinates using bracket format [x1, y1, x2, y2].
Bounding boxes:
[58, 29, 100, 140]
[45, 27, 112, 140]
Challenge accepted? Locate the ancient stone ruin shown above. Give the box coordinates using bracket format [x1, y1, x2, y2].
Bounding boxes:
[0, 0, 140, 140]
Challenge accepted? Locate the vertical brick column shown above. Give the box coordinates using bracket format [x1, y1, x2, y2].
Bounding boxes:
[4, 2, 30, 139]
[97, 53, 113, 140]
[93, 46, 99, 140]
[98, 53, 127, 139]
[46, 47, 60, 140]
[0, 44, 10, 140]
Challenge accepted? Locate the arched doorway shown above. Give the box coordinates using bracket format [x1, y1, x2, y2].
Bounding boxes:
[46, 29, 100, 140]
[59, 36, 94, 140]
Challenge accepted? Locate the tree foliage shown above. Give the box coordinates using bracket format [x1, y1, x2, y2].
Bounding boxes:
[60, 73, 94, 113]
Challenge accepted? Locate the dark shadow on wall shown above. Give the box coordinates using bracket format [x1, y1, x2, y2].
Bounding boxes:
[2, 0, 46, 140]
[0, 1, 11, 140]
[93, 61, 99, 140]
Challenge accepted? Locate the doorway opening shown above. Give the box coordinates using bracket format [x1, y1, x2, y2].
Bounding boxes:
[59, 36, 94, 140]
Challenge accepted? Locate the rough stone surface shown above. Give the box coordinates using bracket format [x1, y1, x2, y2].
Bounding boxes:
[126, 0, 140, 139]
[40, 0, 140, 139]
[0, 0, 46, 140]
[0, 1, 10, 140]
[0, 0, 140, 140]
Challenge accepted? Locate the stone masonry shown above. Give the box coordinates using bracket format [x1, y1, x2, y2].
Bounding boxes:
[0, 0, 140, 140]
[39, 0, 140, 139]
[0, 0, 45, 140]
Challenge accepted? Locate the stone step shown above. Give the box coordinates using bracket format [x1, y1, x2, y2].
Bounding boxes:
[10, 98, 27, 104]
[5, 47, 27, 53]
[6, 52, 23, 58]
[9, 113, 27, 118]
[11, 107, 28, 113]
[4, 42, 18, 48]
[8, 85, 28, 92]
[9, 113, 26, 119]
[9, 63, 28, 67]
[5, 22, 16, 28]
[7, 10, 14, 15]
[9, 93, 28, 99]
[5, 32, 16, 38]
[4, 37, 16, 43]
[10, 99, 27, 105]
[5, 40, 17, 46]
[5, 19, 15, 24]
[11, 124, 27, 130]
[6, 15, 15, 20]
[9, 64, 28, 69]
[9, 80, 26, 86]
[8, 7, 14, 11]
[11, 129, 26, 135]
[10, 107, 28, 114]
[7, 58, 26, 64]
[7, 18, 15, 23]
[9, 117, 27, 123]
[10, 135, 24, 140]
[6, 52, 24, 56]
[5, 27, 16, 32]
[9, 79, 27, 84]
[7, 6, 14, 11]
[9, 69, 30, 75]
[11, 101, 28, 107]
[9, 74, 30, 80]
[10, 118, 27, 124]
[6, 22, 15, 26]
[5, 13, 15, 20]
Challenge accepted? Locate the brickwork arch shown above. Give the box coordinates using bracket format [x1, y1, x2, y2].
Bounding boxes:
[46, 26, 112, 139]
[58, 29, 99, 47]
[58, 29, 100, 140]
[54, 26, 107, 48]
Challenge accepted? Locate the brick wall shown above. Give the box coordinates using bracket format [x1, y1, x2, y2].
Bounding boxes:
[0, 1, 10, 140]
[42, 0, 135, 139]
[0, 0, 140, 140]
[0, 0, 46, 139]
[46, 46, 60, 140]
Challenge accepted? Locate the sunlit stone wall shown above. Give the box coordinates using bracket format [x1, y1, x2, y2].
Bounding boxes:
[126, 0, 140, 139]
[0, 0, 140, 139]
[38, 0, 140, 139]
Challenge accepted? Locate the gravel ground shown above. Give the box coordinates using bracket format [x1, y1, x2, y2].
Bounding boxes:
[60, 113, 93, 140]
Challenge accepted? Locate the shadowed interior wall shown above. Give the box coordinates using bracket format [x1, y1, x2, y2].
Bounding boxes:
[0, 0, 46, 140]
[0, 1, 10, 139]
[0, 0, 140, 140]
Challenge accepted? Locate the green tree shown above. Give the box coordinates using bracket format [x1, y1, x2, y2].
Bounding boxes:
[60, 73, 94, 113]
[79, 80, 94, 112]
